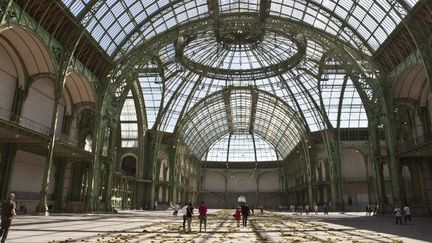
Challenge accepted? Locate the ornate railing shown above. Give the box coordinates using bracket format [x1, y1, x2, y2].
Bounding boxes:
[0, 107, 51, 136]
[0, 107, 78, 146]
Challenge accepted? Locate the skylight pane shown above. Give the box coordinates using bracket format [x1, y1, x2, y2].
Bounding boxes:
[140, 74, 163, 128]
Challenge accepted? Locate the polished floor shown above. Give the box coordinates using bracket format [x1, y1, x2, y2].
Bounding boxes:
[5, 209, 432, 242]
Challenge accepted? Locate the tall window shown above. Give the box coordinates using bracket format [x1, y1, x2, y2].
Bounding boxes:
[120, 91, 138, 147]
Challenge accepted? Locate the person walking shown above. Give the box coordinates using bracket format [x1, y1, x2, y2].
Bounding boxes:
[0, 193, 16, 243]
[241, 203, 250, 227]
[198, 201, 207, 232]
[181, 203, 188, 230]
[234, 206, 241, 227]
[403, 205, 412, 225]
[186, 203, 194, 232]
[394, 207, 403, 225]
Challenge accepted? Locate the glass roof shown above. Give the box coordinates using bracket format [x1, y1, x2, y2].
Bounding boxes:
[183, 30, 297, 70]
[178, 87, 305, 159]
[133, 34, 369, 137]
[60, 0, 419, 57]
[55, 0, 405, 159]
[206, 133, 279, 162]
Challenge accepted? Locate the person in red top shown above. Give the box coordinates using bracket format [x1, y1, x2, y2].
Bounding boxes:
[198, 201, 208, 232]
[234, 206, 242, 227]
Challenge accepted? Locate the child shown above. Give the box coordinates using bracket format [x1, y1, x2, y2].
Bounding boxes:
[234, 206, 241, 227]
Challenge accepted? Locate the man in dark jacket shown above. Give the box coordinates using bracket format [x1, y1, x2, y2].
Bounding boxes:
[0, 193, 16, 243]
[241, 203, 250, 227]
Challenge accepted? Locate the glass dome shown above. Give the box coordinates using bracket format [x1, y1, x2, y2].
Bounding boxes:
[177, 29, 305, 80]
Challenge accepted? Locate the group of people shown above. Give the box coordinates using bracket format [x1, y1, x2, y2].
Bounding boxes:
[288, 203, 329, 215]
[394, 205, 412, 225]
[233, 203, 252, 227]
[173, 201, 208, 232]
[365, 205, 379, 216]
[172, 201, 254, 232]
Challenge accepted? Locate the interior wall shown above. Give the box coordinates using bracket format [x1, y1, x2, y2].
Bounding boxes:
[0, 43, 17, 112]
[202, 168, 281, 208]
[258, 171, 280, 192]
[21, 78, 54, 128]
[10, 150, 55, 194]
[340, 149, 367, 178]
[227, 172, 256, 193]
[340, 148, 369, 207]
[204, 171, 225, 192]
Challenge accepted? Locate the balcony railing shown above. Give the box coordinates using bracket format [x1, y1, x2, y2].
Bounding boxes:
[0, 107, 78, 146]
[56, 133, 78, 146]
[397, 134, 432, 154]
[0, 107, 52, 136]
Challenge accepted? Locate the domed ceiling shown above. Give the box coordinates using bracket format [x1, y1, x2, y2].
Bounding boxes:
[60, 0, 420, 159]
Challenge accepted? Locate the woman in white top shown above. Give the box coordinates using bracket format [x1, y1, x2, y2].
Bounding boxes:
[394, 207, 403, 225]
[403, 206, 412, 224]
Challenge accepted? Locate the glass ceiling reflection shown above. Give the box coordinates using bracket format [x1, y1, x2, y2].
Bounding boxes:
[60, 0, 419, 57]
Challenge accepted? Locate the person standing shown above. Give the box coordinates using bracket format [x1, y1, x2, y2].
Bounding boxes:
[394, 207, 403, 225]
[234, 206, 241, 227]
[313, 204, 318, 215]
[186, 203, 194, 232]
[0, 193, 16, 243]
[323, 203, 329, 215]
[241, 203, 250, 227]
[298, 205, 303, 215]
[403, 205, 412, 224]
[198, 201, 207, 232]
[173, 203, 180, 216]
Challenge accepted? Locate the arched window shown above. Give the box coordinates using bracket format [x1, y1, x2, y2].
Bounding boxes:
[121, 155, 137, 176]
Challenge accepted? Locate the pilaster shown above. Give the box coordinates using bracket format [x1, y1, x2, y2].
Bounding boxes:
[0, 143, 17, 200]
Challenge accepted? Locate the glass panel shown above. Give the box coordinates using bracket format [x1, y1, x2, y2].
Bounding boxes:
[139, 73, 163, 128]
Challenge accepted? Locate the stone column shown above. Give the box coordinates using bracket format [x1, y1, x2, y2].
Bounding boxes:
[382, 116, 403, 207]
[421, 162, 432, 213]
[368, 121, 386, 212]
[53, 159, 67, 211]
[36, 98, 60, 214]
[0, 143, 17, 200]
